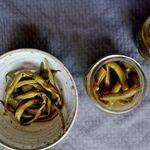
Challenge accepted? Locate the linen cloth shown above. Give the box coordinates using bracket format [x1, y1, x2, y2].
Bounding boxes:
[0, 0, 150, 150]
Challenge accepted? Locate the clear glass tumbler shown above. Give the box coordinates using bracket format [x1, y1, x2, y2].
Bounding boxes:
[84, 55, 147, 114]
[137, 16, 150, 61]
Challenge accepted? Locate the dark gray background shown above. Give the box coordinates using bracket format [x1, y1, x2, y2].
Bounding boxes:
[0, 0, 150, 150]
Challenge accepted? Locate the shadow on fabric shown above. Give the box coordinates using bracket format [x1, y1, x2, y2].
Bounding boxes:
[73, 35, 119, 75]
[129, 1, 150, 41]
[7, 23, 49, 52]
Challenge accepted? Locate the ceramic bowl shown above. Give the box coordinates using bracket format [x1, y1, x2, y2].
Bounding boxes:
[0, 48, 78, 150]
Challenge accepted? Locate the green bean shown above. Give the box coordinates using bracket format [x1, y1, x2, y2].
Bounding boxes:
[122, 62, 133, 70]
[36, 111, 58, 122]
[6, 70, 62, 113]
[24, 97, 46, 125]
[5, 69, 29, 82]
[111, 81, 121, 93]
[28, 104, 41, 109]
[15, 91, 47, 101]
[52, 70, 60, 74]
[100, 84, 139, 101]
[42, 71, 48, 79]
[106, 62, 128, 91]
[110, 81, 122, 105]
[21, 114, 33, 119]
[4, 72, 24, 110]
[5, 72, 15, 81]
[40, 62, 44, 75]
[4, 59, 64, 126]
[25, 106, 47, 115]
[125, 69, 131, 79]
[42, 70, 60, 79]
[47, 97, 51, 115]
[44, 58, 55, 86]
[21, 70, 58, 93]
[1, 100, 32, 118]
[21, 83, 45, 93]
[56, 94, 63, 107]
[5, 68, 24, 81]
[15, 80, 37, 88]
[95, 67, 106, 87]
[126, 68, 131, 73]
[92, 80, 99, 91]
[15, 99, 37, 121]
[22, 114, 48, 119]
[1, 101, 34, 118]
[112, 99, 131, 107]
[6, 97, 19, 109]
[31, 83, 45, 92]
[117, 98, 132, 105]
[54, 105, 64, 129]
[104, 65, 110, 87]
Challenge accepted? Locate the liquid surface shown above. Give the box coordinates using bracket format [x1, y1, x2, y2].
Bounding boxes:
[92, 61, 140, 108]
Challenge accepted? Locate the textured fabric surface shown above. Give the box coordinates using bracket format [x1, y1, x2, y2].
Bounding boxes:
[0, 0, 150, 150]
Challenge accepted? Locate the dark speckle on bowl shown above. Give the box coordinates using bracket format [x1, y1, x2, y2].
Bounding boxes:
[46, 143, 50, 146]
[3, 112, 7, 116]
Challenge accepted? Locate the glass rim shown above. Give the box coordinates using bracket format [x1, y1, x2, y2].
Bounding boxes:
[85, 55, 147, 114]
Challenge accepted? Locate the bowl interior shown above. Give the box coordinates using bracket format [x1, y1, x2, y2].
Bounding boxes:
[0, 49, 78, 149]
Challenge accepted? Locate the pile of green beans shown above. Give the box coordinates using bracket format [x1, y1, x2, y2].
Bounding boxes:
[93, 61, 140, 107]
[2, 58, 64, 127]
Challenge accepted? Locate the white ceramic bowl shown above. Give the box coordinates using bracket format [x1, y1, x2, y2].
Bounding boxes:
[0, 49, 78, 150]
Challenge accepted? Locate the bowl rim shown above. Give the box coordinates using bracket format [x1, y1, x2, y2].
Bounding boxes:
[0, 48, 79, 150]
[85, 54, 147, 114]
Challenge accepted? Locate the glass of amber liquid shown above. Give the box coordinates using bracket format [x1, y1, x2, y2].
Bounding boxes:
[137, 17, 150, 61]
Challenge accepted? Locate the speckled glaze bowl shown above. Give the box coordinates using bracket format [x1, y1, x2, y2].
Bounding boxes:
[0, 49, 78, 150]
